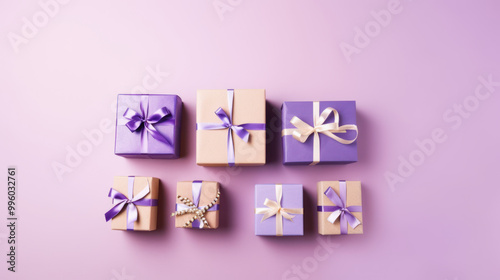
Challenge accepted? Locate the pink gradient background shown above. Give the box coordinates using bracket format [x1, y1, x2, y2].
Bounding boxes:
[1, 1, 499, 279]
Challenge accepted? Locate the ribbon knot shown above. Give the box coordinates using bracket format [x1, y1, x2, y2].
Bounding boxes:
[283, 102, 358, 165]
[122, 96, 173, 153]
[318, 181, 362, 235]
[255, 184, 303, 236]
[214, 106, 251, 143]
[290, 106, 357, 144]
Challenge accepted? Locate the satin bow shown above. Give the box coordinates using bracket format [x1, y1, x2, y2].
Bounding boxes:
[123, 96, 173, 153]
[318, 181, 362, 235]
[105, 177, 157, 231]
[255, 184, 303, 236]
[282, 102, 358, 165]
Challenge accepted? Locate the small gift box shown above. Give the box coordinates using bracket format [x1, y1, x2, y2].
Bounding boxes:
[317, 180, 363, 235]
[114, 94, 182, 158]
[105, 176, 160, 231]
[282, 101, 358, 165]
[172, 181, 220, 229]
[255, 184, 304, 236]
[196, 89, 266, 166]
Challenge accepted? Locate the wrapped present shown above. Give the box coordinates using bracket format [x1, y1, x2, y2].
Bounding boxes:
[317, 180, 363, 235]
[114, 94, 182, 158]
[255, 184, 303, 236]
[172, 181, 220, 229]
[105, 176, 159, 231]
[196, 89, 266, 166]
[281, 101, 358, 165]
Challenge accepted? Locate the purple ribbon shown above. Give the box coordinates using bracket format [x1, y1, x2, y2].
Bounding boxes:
[196, 89, 265, 166]
[317, 180, 362, 235]
[123, 95, 174, 153]
[175, 180, 219, 229]
[105, 176, 158, 231]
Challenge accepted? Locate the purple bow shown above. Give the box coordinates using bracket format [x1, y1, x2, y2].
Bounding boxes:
[175, 180, 219, 229]
[317, 181, 362, 234]
[123, 95, 173, 153]
[105, 176, 158, 231]
[196, 89, 265, 166]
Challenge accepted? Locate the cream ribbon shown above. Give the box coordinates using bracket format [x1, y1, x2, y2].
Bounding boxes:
[255, 184, 303, 236]
[282, 102, 358, 165]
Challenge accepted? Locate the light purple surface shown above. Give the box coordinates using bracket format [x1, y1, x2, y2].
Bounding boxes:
[114, 94, 182, 158]
[282, 101, 358, 164]
[255, 184, 304, 236]
[2, 1, 500, 279]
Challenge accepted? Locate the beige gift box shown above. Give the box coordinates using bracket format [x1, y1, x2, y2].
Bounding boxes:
[196, 89, 266, 166]
[174, 181, 220, 229]
[110, 176, 159, 231]
[317, 181, 363, 235]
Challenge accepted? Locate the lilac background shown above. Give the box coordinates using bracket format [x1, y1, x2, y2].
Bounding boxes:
[1, 1, 500, 280]
[255, 184, 304, 236]
[282, 101, 358, 164]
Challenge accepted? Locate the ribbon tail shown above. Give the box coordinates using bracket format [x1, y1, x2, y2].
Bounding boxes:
[127, 203, 138, 230]
[326, 209, 342, 225]
[260, 209, 279, 222]
[140, 126, 148, 153]
[227, 128, 235, 166]
[340, 212, 348, 235]
[104, 200, 127, 222]
[232, 125, 250, 142]
[281, 212, 296, 221]
[144, 122, 173, 148]
[311, 131, 320, 165]
[276, 212, 283, 236]
[344, 211, 362, 229]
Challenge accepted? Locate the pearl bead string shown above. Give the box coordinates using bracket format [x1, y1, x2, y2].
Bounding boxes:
[171, 190, 220, 228]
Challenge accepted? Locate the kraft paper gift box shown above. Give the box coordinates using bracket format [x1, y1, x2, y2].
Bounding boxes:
[173, 181, 220, 229]
[281, 101, 358, 165]
[114, 94, 182, 158]
[317, 180, 363, 235]
[196, 89, 266, 166]
[105, 176, 160, 231]
[255, 184, 304, 236]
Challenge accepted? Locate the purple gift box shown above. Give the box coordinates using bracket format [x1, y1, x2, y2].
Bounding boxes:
[114, 94, 182, 158]
[281, 101, 358, 165]
[255, 184, 304, 236]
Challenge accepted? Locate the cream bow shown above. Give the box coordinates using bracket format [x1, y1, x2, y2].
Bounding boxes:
[282, 102, 358, 165]
[255, 184, 303, 236]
